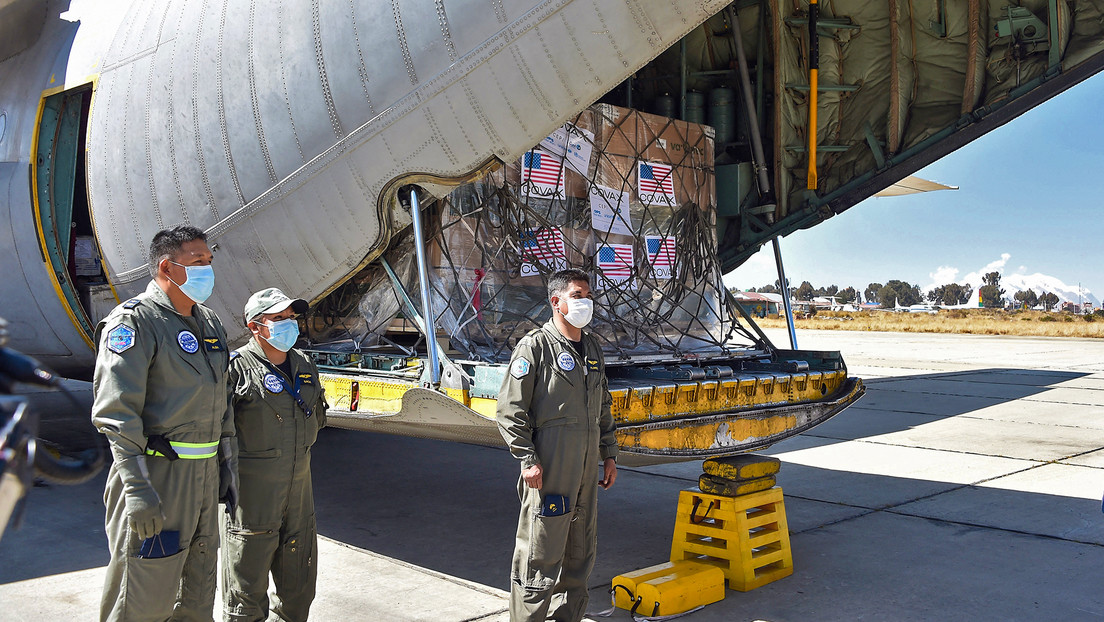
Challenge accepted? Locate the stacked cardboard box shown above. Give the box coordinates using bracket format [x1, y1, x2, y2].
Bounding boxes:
[303, 105, 724, 360]
[419, 104, 725, 361]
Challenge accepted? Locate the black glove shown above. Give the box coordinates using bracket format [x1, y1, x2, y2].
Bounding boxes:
[219, 464, 238, 516]
[218, 438, 238, 516]
[145, 435, 179, 461]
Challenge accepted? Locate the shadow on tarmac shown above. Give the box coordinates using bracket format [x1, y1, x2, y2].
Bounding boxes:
[4, 365, 1103, 621]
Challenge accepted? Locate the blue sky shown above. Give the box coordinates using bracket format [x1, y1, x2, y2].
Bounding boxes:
[723, 72, 1104, 301]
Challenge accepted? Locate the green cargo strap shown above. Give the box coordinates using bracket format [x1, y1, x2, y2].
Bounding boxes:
[145, 440, 219, 459]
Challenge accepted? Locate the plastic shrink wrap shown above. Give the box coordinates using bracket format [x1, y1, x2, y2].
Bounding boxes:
[306, 104, 742, 363]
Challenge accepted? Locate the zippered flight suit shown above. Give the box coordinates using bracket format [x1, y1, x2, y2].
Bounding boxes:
[497, 319, 618, 622]
[220, 339, 327, 622]
[92, 280, 232, 622]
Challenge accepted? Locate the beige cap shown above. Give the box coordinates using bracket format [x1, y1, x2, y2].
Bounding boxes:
[243, 287, 308, 324]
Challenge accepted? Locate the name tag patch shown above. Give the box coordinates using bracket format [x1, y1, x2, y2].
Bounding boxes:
[587, 358, 600, 372]
[203, 337, 224, 352]
[106, 325, 136, 354]
[297, 373, 314, 386]
[263, 373, 284, 393]
[177, 330, 199, 354]
[511, 358, 531, 379]
[557, 352, 575, 372]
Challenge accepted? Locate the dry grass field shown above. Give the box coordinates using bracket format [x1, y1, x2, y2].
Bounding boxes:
[752, 309, 1104, 338]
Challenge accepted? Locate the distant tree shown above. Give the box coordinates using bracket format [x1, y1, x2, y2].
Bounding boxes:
[1013, 288, 1038, 309]
[876, 280, 922, 308]
[1040, 291, 1060, 311]
[837, 286, 857, 304]
[864, 283, 883, 303]
[756, 283, 780, 294]
[948, 283, 972, 305]
[795, 281, 816, 301]
[775, 279, 790, 292]
[876, 286, 896, 308]
[928, 283, 972, 305]
[979, 271, 1006, 308]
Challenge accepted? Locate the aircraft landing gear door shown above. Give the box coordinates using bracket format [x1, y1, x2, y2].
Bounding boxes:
[33, 84, 105, 349]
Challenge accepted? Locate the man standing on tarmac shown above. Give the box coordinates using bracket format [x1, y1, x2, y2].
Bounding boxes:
[92, 225, 234, 622]
[497, 268, 619, 622]
[221, 288, 327, 622]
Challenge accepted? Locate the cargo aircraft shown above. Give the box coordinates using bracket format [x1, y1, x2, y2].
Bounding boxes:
[2, 0, 1102, 465]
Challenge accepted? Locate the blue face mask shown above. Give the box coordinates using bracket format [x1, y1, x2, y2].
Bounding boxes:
[263, 318, 300, 352]
[169, 262, 215, 303]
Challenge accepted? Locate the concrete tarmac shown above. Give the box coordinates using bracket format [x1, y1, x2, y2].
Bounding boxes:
[3, 329, 1104, 621]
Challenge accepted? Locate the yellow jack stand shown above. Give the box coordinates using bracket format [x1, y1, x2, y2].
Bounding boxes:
[669, 487, 793, 591]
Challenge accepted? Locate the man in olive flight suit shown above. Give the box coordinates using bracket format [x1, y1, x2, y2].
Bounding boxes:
[497, 268, 619, 622]
[221, 288, 327, 622]
[92, 225, 234, 622]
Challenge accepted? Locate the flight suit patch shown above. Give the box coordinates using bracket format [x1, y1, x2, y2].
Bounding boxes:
[229, 351, 240, 361]
[263, 373, 284, 393]
[556, 352, 575, 372]
[203, 337, 224, 352]
[177, 330, 199, 354]
[587, 358, 600, 372]
[122, 298, 142, 310]
[297, 373, 314, 386]
[106, 325, 136, 354]
[511, 358, 531, 379]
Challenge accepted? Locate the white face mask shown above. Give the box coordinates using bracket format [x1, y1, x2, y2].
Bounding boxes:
[559, 297, 593, 329]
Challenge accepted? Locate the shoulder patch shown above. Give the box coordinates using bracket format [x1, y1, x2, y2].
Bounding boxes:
[122, 298, 142, 310]
[510, 357, 531, 379]
[229, 351, 240, 361]
[106, 325, 136, 354]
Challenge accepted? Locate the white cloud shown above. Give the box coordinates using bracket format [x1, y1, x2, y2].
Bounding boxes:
[930, 253, 1100, 306]
[958, 252, 1011, 289]
[926, 265, 960, 289]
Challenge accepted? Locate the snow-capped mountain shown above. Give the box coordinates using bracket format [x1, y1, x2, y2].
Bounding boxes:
[1002, 273, 1099, 307]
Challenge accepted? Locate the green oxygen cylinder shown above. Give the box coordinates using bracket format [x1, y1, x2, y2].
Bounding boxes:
[653, 94, 676, 119]
[708, 87, 736, 147]
[683, 91, 705, 124]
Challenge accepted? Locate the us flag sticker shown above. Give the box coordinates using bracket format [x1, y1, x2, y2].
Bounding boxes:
[645, 236, 676, 279]
[596, 243, 636, 290]
[520, 228, 567, 277]
[520, 149, 566, 199]
[637, 161, 677, 206]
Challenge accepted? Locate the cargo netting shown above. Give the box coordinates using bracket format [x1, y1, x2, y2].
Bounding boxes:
[305, 104, 762, 363]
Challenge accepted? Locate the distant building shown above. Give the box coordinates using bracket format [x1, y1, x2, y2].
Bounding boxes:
[1061, 301, 1083, 314]
[732, 291, 781, 317]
